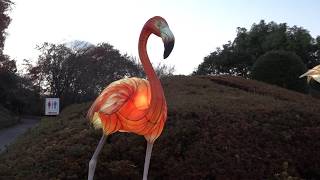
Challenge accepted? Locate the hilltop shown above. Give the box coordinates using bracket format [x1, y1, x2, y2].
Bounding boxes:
[0, 75, 320, 179]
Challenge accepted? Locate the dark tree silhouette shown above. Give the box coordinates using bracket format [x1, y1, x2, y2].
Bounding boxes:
[194, 20, 319, 77]
[29, 42, 144, 107]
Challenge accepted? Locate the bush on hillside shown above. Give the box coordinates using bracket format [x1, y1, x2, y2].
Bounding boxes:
[251, 50, 308, 93]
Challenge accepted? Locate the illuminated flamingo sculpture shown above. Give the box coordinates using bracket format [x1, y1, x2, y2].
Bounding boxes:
[87, 16, 174, 180]
[299, 64, 320, 83]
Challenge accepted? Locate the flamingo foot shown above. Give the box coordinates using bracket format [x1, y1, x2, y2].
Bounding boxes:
[143, 142, 154, 180]
[88, 134, 107, 180]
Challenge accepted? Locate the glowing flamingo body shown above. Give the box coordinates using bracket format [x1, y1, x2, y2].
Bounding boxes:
[87, 16, 174, 180]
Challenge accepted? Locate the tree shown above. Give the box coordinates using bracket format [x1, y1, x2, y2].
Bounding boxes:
[194, 20, 319, 77]
[0, 0, 12, 51]
[0, 67, 17, 109]
[29, 41, 175, 108]
[0, 0, 13, 74]
[155, 63, 175, 78]
[0, 0, 14, 74]
[0, 63, 42, 115]
[0, 0, 30, 114]
[32, 43, 75, 97]
[0, 0, 41, 115]
[66, 43, 144, 102]
[30, 42, 144, 107]
[251, 50, 307, 93]
[194, 41, 251, 77]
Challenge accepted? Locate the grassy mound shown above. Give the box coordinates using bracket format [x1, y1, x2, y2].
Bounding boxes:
[1, 75, 320, 179]
[0, 105, 18, 129]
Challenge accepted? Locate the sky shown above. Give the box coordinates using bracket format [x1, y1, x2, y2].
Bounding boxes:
[3, 0, 320, 75]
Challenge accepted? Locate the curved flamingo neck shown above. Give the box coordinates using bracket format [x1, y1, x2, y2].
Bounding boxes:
[138, 26, 164, 105]
[138, 29, 158, 82]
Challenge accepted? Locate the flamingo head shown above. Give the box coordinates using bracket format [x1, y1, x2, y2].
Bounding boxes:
[145, 16, 175, 59]
[299, 64, 320, 83]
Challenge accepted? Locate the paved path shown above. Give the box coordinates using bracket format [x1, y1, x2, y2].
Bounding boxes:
[0, 118, 39, 154]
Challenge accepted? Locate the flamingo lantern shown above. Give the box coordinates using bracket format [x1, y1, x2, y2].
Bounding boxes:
[299, 64, 320, 83]
[87, 16, 174, 180]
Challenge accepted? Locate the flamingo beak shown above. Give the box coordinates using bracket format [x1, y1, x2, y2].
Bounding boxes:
[160, 26, 175, 59]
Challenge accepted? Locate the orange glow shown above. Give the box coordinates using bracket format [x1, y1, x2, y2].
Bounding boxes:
[87, 77, 166, 142]
[87, 16, 174, 180]
[135, 94, 148, 108]
[87, 16, 171, 144]
[134, 92, 149, 110]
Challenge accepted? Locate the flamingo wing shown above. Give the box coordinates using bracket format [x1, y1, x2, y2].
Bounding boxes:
[87, 77, 151, 134]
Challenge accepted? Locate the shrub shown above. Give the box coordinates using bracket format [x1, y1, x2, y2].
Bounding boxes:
[251, 50, 308, 93]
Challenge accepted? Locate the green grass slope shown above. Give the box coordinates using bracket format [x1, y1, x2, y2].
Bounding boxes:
[0, 105, 17, 129]
[1, 75, 320, 179]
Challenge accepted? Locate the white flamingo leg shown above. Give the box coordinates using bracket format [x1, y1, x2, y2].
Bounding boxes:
[143, 142, 154, 180]
[88, 134, 107, 180]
